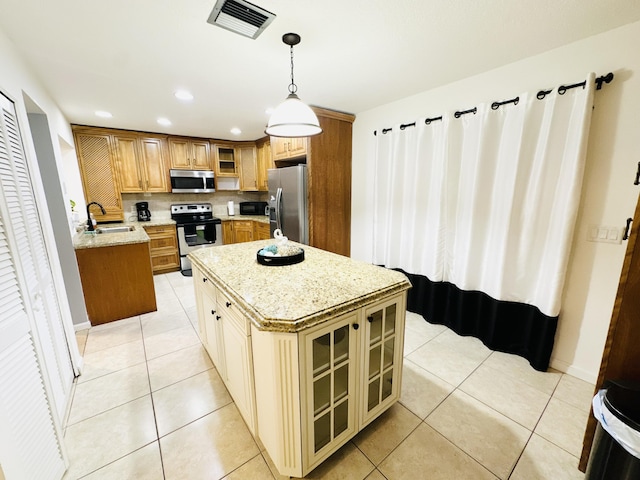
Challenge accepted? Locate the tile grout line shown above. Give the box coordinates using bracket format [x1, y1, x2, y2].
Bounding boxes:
[140, 314, 167, 480]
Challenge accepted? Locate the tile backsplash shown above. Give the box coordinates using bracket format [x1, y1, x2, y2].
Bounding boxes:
[122, 191, 268, 221]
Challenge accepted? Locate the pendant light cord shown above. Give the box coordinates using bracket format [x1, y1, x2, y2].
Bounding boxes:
[289, 44, 298, 94]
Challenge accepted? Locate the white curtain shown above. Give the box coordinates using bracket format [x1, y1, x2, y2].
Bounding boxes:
[372, 74, 595, 318]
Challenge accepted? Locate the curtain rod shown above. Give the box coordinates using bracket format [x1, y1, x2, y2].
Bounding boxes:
[373, 72, 614, 136]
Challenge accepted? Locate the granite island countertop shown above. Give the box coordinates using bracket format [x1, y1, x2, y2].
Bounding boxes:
[72, 219, 175, 250]
[189, 240, 411, 333]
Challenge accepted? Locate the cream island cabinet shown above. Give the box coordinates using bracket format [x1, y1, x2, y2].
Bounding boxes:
[189, 241, 410, 478]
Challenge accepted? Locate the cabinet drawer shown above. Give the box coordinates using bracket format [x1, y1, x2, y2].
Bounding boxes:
[150, 252, 179, 270]
[149, 235, 177, 250]
[218, 289, 250, 335]
[144, 224, 175, 234]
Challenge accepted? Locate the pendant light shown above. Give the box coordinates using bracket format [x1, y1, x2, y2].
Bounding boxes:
[265, 33, 322, 138]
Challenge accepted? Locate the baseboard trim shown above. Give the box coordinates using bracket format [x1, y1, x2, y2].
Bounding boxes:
[73, 321, 91, 332]
[550, 357, 597, 384]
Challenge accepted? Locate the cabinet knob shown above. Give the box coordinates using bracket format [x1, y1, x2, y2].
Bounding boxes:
[353, 323, 359, 330]
[226, 301, 232, 308]
[367, 316, 373, 323]
[202, 278, 207, 282]
[211, 310, 216, 315]
[216, 315, 221, 321]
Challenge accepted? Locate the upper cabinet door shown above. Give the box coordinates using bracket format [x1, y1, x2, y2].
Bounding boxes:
[289, 137, 307, 158]
[213, 143, 238, 177]
[270, 136, 307, 161]
[168, 137, 210, 170]
[238, 145, 258, 191]
[115, 135, 168, 193]
[256, 140, 272, 191]
[139, 137, 168, 192]
[270, 137, 289, 161]
[168, 137, 191, 169]
[73, 130, 123, 222]
[191, 140, 211, 170]
[114, 135, 143, 193]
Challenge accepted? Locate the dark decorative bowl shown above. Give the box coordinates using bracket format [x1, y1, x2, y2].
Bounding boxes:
[257, 247, 305, 266]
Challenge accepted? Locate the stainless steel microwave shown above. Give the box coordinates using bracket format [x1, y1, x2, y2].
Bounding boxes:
[170, 169, 215, 193]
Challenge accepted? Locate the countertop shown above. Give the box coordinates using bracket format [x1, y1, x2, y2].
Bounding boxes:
[216, 214, 269, 224]
[189, 240, 411, 333]
[72, 219, 175, 250]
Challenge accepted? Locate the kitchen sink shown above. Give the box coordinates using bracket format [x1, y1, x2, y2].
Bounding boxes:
[95, 226, 135, 234]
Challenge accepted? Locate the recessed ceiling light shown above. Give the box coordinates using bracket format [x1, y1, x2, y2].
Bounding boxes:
[175, 90, 194, 101]
[230, 127, 242, 135]
[157, 117, 172, 126]
[95, 110, 112, 118]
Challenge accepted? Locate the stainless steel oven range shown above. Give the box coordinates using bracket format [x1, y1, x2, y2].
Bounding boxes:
[171, 203, 223, 276]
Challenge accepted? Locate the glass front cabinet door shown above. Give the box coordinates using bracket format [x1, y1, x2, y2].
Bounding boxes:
[301, 311, 359, 469]
[360, 295, 405, 426]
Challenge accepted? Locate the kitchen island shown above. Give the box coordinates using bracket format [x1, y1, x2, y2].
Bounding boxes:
[189, 241, 411, 477]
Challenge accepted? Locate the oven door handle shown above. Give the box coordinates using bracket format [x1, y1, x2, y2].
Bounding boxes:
[275, 187, 283, 231]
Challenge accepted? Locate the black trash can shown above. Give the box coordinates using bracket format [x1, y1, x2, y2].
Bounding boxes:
[585, 381, 640, 479]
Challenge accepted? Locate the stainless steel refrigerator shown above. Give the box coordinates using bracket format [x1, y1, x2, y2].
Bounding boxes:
[268, 165, 308, 244]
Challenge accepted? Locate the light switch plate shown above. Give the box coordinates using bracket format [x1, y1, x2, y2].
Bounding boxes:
[587, 224, 623, 244]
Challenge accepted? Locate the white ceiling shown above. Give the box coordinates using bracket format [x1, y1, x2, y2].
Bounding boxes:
[1, 0, 640, 141]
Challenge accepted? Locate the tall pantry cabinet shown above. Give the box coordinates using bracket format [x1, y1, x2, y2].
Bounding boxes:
[271, 107, 355, 257]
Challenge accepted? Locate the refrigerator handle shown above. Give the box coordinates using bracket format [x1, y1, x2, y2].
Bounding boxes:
[275, 187, 283, 231]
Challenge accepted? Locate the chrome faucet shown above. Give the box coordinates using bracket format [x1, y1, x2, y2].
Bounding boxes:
[86, 201, 106, 231]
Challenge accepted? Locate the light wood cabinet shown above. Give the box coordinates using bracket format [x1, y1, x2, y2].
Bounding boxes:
[271, 136, 307, 161]
[254, 221, 270, 240]
[307, 108, 355, 257]
[168, 137, 211, 170]
[222, 220, 233, 244]
[222, 219, 257, 244]
[114, 134, 168, 193]
[238, 144, 258, 191]
[233, 220, 254, 243]
[212, 143, 238, 177]
[256, 138, 273, 191]
[214, 142, 264, 192]
[143, 224, 179, 274]
[72, 128, 124, 222]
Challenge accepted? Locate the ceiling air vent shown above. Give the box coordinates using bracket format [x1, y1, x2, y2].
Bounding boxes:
[207, 0, 276, 39]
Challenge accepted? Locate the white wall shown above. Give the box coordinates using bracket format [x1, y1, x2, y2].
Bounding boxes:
[0, 27, 86, 334]
[352, 21, 640, 383]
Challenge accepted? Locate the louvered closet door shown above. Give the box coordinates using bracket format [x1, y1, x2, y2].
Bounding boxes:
[0, 95, 74, 422]
[0, 94, 65, 478]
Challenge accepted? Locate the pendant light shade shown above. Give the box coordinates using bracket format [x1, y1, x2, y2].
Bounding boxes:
[266, 93, 322, 137]
[265, 33, 322, 138]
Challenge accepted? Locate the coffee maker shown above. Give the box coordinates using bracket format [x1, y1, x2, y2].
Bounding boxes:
[135, 201, 151, 221]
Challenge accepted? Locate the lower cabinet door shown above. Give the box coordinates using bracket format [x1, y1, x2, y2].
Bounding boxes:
[301, 312, 359, 469]
[203, 291, 224, 374]
[360, 295, 405, 426]
[221, 316, 256, 433]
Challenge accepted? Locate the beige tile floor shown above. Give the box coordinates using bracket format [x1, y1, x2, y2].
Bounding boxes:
[65, 271, 592, 479]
